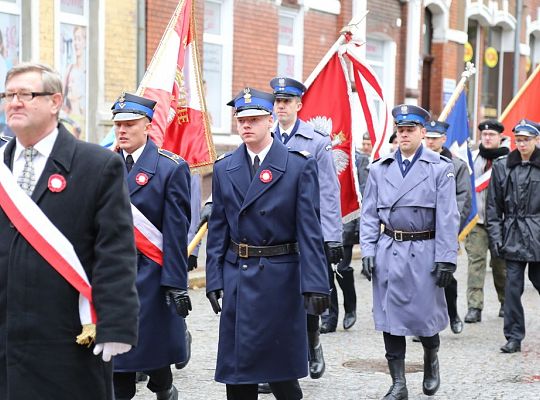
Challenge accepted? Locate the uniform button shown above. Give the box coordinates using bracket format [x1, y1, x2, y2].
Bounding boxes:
[414, 209, 418, 213]
[391, 207, 395, 212]
[242, 264, 248, 270]
[411, 253, 415, 257]
[260, 210, 266, 215]
[242, 237, 247, 242]
[393, 251, 397, 256]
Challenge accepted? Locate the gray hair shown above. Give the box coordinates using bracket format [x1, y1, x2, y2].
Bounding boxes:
[5, 62, 63, 94]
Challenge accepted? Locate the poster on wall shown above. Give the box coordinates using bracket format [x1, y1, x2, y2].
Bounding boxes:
[60, 23, 87, 140]
[0, 12, 20, 130]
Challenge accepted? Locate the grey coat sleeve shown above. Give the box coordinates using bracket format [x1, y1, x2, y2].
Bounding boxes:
[453, 158, 472, 229]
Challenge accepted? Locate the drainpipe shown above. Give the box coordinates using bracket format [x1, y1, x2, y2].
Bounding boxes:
[513, 0, 523, 95]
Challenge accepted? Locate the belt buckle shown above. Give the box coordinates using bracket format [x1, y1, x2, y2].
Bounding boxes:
[238, 243, 249, 258]
[394, 230, 403, 241]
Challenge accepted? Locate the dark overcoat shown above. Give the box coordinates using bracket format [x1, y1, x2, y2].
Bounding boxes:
[0, 125, 139, 400]
[114, 139, 191, 371]
[360, 147, 459, 336]
[206, 138, 329, 384]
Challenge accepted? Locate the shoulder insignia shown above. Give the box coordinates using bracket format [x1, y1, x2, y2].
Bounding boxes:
[314, 129, 328, 137]
[215, 152, 232, 162]
[289, 149, 312, 158]
[158, 148, 181, 164]
[447, 172, 455, 178]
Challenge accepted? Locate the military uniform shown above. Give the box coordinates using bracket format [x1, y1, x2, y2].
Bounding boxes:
[206, 88, 329, 400]
[361, 105, 459, 398]
[465, 120, 508, 322]
[111, 93, 191, 400]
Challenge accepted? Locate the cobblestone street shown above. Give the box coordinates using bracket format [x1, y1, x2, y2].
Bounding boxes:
[133, 251, 540, 399]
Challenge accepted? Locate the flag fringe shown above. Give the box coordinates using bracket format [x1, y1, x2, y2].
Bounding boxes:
[458, 214, 479, 242]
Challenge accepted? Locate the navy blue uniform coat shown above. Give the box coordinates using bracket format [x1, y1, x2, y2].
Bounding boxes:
[206, 138, 329, 384]
[114, 139, 191, 372]
[0, 125, 139, 400]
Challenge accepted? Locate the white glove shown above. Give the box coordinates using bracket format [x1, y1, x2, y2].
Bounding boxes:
[93, 342, 132, 362]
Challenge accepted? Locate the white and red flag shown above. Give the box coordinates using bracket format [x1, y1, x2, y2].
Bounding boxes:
[299, 30, 391, 222]
[137, 0, 215, 171]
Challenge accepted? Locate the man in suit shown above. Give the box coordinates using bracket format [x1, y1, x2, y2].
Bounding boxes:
[0, 63, 139, 399]
[110, 93, 192, 400]
[270, 77, 343, 376]
[205, 87, 330, 400]
[361, 105, 459, 399]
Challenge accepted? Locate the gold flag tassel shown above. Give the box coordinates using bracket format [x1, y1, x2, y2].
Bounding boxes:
[76, 323, 96, 347]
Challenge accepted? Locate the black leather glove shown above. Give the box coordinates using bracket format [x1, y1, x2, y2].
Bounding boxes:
[324, 241, 344, 265]
[433, 262, 456, 288]
[361, 256, 375, 281]
[303, 293, 330, 315]
[197, 202, 213, 231]
[188, 254, 198, 271]
[206, 290, 223, 314]
[164, 287, 192, 317]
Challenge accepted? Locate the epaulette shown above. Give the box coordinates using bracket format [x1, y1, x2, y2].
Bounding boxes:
[158, 148, 181, 164]
[314, 129, 328, 137]
[440, 154, 452, 163]
[290, 149, 312, 158]
[215, 152, 232, 162]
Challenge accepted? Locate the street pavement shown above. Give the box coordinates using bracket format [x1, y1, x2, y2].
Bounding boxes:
[133, 250, 540, 399]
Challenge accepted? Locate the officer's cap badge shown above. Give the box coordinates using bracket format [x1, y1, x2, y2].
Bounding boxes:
[401, 105, 408, 114]
[520, 119, 526, 125]
[430, 121, 436, 126]
[243, 88, 252, 103]
[278, 78, 285, 87]
[117, 92, 126, 108]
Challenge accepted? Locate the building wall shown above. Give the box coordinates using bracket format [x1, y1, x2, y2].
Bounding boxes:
[39, 0, 54, 65]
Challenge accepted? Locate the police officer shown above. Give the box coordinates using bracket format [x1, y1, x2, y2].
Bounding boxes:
[464, 120, 509, 323]
[205, 87, 330, 400]
[361, 105, 459, 399]
[486, 119, 540, 354]
[270, 76, 343, 378]
[424, 120, 472, 334]
[111, 93, 192, 400]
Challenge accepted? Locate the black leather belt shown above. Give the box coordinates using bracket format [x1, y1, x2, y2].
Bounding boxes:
[230, 240, 299, 258]
[384, 227, 435, 241]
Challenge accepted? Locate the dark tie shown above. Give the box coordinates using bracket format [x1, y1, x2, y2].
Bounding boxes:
[282, 133, 289, 143]
[252, 155, 260, 177]
[403, 159, 410, 172]
[125, 154, 134, 172]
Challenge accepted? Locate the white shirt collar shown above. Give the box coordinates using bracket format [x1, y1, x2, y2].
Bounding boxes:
[122, 142, 146, 164]
[14, 127, 59, 160]
[246, 139, 273, 165]
[279, 119, 297, 136]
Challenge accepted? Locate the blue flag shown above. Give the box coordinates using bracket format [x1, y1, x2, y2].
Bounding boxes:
[444, 91, 478, 240]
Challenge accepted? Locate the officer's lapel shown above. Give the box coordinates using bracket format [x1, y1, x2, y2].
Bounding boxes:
[384, 156, 402, 189]
[241, 140, 286, 211]
[127, 140, 158, 195]
[226, 144, 251, 201]
[391, 158, 429, 205]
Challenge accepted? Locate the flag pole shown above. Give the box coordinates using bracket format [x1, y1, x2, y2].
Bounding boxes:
[438, 62, 476, 122]
[303, 11, 369, 89]
[499, 62, 540, 121]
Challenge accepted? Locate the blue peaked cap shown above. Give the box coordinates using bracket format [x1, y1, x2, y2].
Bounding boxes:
[270, 77, 306, 98]
[112, 92, 156, 121]
[424, 120, 450, 137]
[392, 104, 430, 126]
[227, 87, 274, 117]
[512, 119, 540, 137]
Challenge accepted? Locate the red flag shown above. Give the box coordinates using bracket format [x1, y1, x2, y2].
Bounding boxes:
[500, 64, 540, 149]
[299, 53, 359, 222]
[138, 0, 215, 172]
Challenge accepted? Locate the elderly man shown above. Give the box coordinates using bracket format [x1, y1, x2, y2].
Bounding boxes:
[0, 62, 139, 399]
[486, 119, 540, 354]
[361, 105, 459, 398]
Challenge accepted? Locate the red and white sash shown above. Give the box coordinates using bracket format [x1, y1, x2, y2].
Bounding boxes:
[475, 169, 491, 192]
[131, 204, 163, 266]
[0, 147, 95, 328]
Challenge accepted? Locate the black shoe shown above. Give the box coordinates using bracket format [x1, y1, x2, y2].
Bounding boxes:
[175, 329, 192, 369]
[308, 330, 325, 379]
[498, 304, 504, 318]
[156, 385, 178, 400]
[422, 347, 440, 396]
[500, 340, 521, 353]
[320, 322, 336, 334]
[343, 311, 356, 330]
[258, 383, 272, 394]
[135, 372, 148, 382]
[464, 308, 481, 323]
[411, 336, 421, 342]
[383, 359, 408, 399]
[450, 316, 463, 334]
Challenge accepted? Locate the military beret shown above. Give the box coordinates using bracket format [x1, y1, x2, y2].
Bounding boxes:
[478, 119, 504, 133]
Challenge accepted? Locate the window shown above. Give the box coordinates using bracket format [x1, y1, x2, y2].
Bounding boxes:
[203, 0, 232, 133]
[56, 0, 88, 140]
[0, 0, 21, 128]
[277, 9, 302, 79]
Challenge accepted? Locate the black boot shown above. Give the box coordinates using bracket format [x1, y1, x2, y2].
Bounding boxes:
[308, 330, 325, 379]
[383, 359, 408, 399]
[422, 346, 440, 396]
[156, 385, 178, 400]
